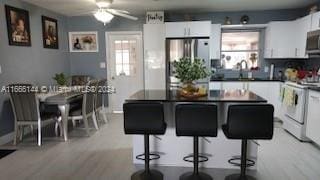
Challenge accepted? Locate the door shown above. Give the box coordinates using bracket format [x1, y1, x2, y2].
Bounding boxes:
[106, 32, 144, 112]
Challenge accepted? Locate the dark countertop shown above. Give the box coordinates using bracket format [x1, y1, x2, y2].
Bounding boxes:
[210, 78, 283, 82]
[126, 90, 267, 103]
[308, 87, 320, 92]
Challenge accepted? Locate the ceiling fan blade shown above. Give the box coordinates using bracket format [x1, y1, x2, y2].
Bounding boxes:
[107, 9, 138, 20]
[70, 10, 96, 16]
[108, 8, 130, 14]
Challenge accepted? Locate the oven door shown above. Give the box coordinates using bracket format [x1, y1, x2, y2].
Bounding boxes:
[284, 86, 306, 124]
[306, 30, 320, 54]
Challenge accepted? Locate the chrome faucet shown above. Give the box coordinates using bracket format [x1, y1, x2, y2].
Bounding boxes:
[239, 60, 248, 79]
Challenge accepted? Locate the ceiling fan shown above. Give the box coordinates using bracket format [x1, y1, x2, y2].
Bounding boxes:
[92, 0, 138, 25]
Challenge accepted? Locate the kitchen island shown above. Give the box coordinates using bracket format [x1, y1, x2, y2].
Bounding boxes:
[126, 89, 267, 169]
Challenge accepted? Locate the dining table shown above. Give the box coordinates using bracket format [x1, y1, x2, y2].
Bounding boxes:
[37, 89, 84, 141]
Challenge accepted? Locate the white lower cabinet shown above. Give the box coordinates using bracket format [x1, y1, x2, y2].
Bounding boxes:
[209, 81, 282, 118]
[221, 82, 246, 90]
[306, 90, 320, 146]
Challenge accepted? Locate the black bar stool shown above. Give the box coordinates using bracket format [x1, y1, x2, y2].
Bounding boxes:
[222, 104, 274, 180]
[175, 104, 218, 180]
[123, 102, 167, 180]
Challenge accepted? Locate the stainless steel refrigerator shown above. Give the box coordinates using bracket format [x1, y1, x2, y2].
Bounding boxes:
[166, 38, 210, 90]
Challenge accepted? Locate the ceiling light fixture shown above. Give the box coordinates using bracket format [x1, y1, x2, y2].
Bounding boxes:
[94, 9, 114, 25]
[96, 0, 112, 8]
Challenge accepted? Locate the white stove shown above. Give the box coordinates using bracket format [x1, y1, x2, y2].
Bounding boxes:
[282, 82, 311, 141]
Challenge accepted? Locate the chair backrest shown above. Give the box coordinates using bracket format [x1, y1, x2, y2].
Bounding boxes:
[8, 84, 40, 122]
[95, 79, 107, 109]
[123, 102, 166, 135]
[83, 80, 98, 115]
[227, 104, 274, 139]
[175, 104, 218, 137]
[71, 75, 91, 86]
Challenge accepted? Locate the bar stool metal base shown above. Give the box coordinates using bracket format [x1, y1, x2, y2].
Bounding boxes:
[131, 170, 163, 180]
[225, 174, 256, 180]
[180, 172, 213, 180]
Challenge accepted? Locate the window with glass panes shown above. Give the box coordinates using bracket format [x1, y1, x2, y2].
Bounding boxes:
[221, 31, 260, 69]
[114, 40, 137, 76]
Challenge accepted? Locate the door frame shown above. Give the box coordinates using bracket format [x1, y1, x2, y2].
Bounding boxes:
[105, 31, 144, 113]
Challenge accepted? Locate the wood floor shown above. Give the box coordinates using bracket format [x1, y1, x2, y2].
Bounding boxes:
[0, 114, 319, 180]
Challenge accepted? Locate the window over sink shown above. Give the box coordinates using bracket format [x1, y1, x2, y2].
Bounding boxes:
[221, 31, 260, 69]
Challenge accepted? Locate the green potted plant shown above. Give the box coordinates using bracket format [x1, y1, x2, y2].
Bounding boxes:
[53, 73, 68, 86]
[173, 57, 210, 95]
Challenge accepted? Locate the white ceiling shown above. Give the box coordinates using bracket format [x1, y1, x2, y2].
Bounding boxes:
[22, 0, 317, 16]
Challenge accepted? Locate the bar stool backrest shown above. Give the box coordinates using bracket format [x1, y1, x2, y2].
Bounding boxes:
[227, 104, 274, 139]
[175, 104, 218, 137]
[123, 102, 165, 135]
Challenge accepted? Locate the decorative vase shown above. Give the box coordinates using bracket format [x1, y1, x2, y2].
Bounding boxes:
[181, 81, 198, 94]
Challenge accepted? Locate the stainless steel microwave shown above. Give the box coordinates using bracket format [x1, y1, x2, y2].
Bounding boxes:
[306, 30, 320, 55]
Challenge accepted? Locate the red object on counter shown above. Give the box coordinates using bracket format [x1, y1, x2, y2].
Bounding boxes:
[297, 70, 307, 79]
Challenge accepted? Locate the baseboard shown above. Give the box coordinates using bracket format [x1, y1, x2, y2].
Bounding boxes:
[0, 132, 14, 146]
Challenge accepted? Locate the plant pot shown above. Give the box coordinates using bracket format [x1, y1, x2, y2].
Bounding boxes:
[181, 82, 198, 94]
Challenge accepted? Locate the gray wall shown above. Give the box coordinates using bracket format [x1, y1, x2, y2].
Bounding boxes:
[0, 0, 69, 136]
[67, 16, 145, 79]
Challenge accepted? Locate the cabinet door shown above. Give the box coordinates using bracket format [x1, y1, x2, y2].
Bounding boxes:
[144, 24, 166, 90]
[248, 82, 270, 100]
[165, 22, 187, 38]
[221, 82, 245, 90]
[209, 82, 222, 90]
[306, 91, 320, 145]
[295, 15, 311, 59]
[188, 21, 211, 37]
[311, 12, 320, 31]
[210, 24, 221, 60]
[265, 21, 296, 59]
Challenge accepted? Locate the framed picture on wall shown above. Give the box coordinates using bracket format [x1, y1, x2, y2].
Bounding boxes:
[42, 16, 59, 49]
[68, 31, 99, 52]
[5, 5, 31, 46]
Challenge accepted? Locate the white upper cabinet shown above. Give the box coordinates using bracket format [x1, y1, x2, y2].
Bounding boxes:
[264, 21, 296, 59]
[165, 21, 211, 38]
[311, 11, 320, 31]
[264, 16, 311, 59]
[165, 22, 188, 38]
[188, 21, 211, 37]
[210, 24, 221, 60]
[295, 15, 311, 58]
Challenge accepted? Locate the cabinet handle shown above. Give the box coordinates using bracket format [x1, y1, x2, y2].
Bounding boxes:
[311, 96, 320, 101]
[271, 49, 273, 58]
[295, 48, 298, 57]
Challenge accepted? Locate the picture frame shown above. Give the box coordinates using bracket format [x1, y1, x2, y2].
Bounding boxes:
[5, 5, 31, 46]
[42, 16, 59, 49]
[68, 31, 99, 52]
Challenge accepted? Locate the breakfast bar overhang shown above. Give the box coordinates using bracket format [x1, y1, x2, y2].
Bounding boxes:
[125, 89, 267, 169]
